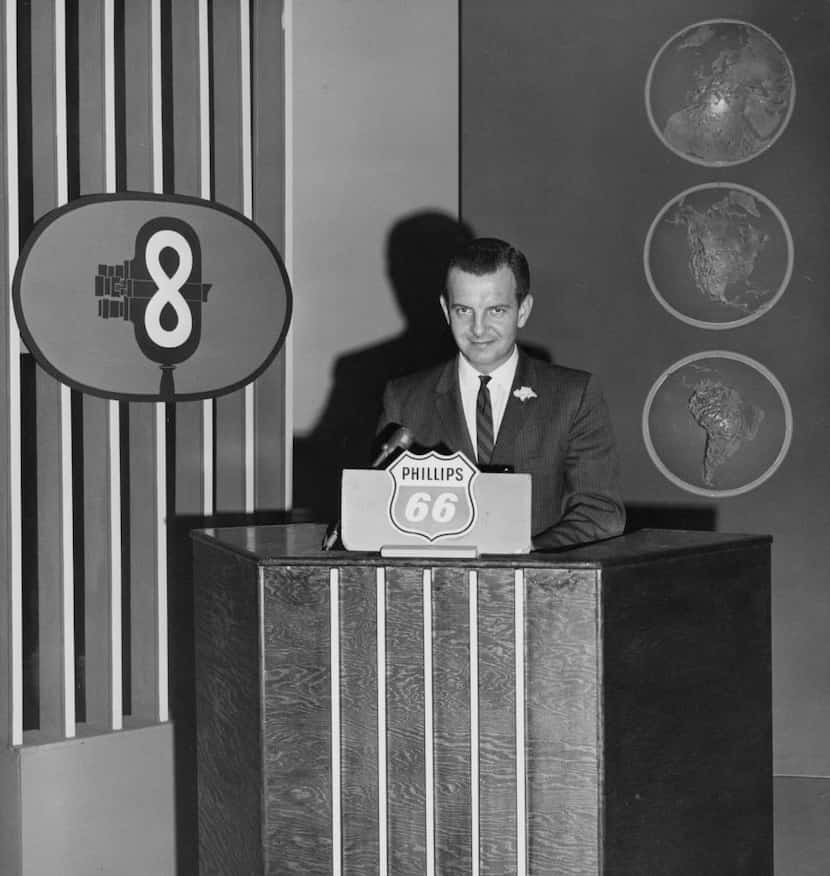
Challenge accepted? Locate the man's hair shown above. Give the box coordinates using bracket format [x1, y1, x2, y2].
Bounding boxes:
[444, 237, 531, 302]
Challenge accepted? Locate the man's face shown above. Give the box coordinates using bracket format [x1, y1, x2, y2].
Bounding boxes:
[441, 265, 533, 373]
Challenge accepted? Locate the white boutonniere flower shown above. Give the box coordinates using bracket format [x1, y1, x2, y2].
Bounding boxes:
[513, 385, 537, 402]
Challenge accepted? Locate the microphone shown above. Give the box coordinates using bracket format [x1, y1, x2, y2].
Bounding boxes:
[321, 424, 415, 551]
[370, 425, 415, 468]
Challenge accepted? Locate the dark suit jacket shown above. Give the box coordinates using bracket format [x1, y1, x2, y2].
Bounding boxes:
[379, 351, 625, 549]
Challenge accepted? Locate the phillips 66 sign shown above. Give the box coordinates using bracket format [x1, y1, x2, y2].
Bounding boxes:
[13, 193, 292, 401]
[387, 450, 478, 541]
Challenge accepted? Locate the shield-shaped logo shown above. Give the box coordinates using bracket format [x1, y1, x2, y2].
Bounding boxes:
[387, 450, 478, 541]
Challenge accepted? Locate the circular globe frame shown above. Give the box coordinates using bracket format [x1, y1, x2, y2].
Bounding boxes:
[642, 350, 793, 498]
[643, 182, 794, 330]
[645, 18, 796, 168]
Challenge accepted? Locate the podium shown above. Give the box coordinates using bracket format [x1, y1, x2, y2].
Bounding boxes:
[193, 526, 772, 875]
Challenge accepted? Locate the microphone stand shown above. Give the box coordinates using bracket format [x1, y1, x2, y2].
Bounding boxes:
[321, 426, 414, 551]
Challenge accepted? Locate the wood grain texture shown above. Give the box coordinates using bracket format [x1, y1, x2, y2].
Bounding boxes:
[339, 566, 380, 876]
[262, 564, 332, 875]
[194, 543, 263, 875]
[476, 568, 517, 875]
[525, 568, 600, 876]
[385, 567, 427, 875]
[432, 567, 472, 875]
[601, 544, 773, 876]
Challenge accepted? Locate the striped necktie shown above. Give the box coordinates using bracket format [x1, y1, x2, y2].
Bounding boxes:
[476, 374, 494, 465]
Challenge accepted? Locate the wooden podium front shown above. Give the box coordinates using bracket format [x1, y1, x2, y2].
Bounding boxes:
[193, 526, 772, 876]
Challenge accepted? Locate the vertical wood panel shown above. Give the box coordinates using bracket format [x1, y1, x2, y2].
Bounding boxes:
[31, 0, 74, 739]
[339, 565, 380, 876]
[122, 0, 163, 721]
[263, 564, 332, 875]
[251, 0, 287, 511]
[525, 568, 600, 875]
[211, 0, 246, 514]
[0, 0, 23, 746]
[432, 567, 472, 876]
[194, 543, 264, 875]
[0, 0, 11, 745]
[385, 566, 427, 875]
[171, 0, 204, 521]
[477, 567, 517, 875]
[76, 0, 120, 730]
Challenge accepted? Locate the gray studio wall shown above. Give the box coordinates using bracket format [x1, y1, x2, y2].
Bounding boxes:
[290, 0, 459, 435]
[461, 0, 830, 776]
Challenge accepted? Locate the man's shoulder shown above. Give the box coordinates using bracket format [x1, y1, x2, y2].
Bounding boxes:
[524, 355, 593, 390]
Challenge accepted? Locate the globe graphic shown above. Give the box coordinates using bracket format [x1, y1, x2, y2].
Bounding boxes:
[643, 352, 792, 497]
[645, 19, 795, 166]
[644, 183, 793, 329]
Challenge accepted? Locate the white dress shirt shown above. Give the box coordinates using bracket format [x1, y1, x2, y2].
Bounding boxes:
[457, 345, 519, 458]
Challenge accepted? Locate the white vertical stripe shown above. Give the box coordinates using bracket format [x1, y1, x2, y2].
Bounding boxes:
[5, 0, 23, 747]
[240, 0, 255, 513]
[515, 569, 527, 875]
[104, 0, 123, 731]
[423, 569, 435, 876]
[151, 0, 163, 194]
[54, 1, 68, 206]
[104, 0, 116, 193]
[330, 569, 342, 876]
[198, 0, 214, 517]
[151, 0, 169, 724]
[155, 401, 168, 722]
[469, 571, 480, 876]
[55, 0, 76, 740]
[376, 567, 388, 876]
[282, 0, 294, 510]
[109, 407, 123, 730]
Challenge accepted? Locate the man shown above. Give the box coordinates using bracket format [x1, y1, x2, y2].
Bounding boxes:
[378, 237, 625, 549]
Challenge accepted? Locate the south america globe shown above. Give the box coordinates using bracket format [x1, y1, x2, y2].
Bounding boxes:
[646, 20, 795, 166]
[643, 352, 792, 497]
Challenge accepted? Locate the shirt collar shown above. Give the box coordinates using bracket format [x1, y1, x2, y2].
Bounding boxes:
[457, 345, 519, 393]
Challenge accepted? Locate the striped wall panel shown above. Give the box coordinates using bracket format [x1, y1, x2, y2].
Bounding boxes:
[0, 0, 288, 745]
[254, 564, 600, 875]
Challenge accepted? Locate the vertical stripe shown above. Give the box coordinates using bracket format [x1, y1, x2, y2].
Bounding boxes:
[515, 569, 526, 876]
[151, 0, 168, 722]
[376, 567, 388, 876]
[240, 0, 254, 513]
[104, 0, 123, 730]
[198, 0, 213, 516]
[423, 569, 435, 876]
[282, 0, 293, 509]
[55, 0, 76, 739]
[339, 566, 379, 875]
[251, 0, 288, 512]
[5, 0, 23, 747]
[330, 568, 342, 876]
[469, 571, 480, 876]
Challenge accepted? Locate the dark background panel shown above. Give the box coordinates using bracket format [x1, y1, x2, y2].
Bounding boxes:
[461, 0, 830, 774]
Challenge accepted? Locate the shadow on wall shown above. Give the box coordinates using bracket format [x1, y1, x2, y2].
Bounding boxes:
[293, 210, 475, 523]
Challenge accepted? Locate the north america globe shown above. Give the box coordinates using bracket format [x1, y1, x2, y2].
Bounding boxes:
[646, 19, 795, 166]
[643, 352, 792, 497]
[644, 183, 793, 329]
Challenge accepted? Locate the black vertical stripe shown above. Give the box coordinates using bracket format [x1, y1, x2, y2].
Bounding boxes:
[113, 0, 126, 192]
[160, 0, 174, 193]
[66, 0, 80, 201]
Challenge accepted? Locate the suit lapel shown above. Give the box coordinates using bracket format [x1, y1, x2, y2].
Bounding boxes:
[492, 352, 537, 464]
[434, 358, 476, 460]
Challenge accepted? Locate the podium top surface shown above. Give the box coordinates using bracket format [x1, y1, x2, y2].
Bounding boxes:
[192, 524, 770, 570]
